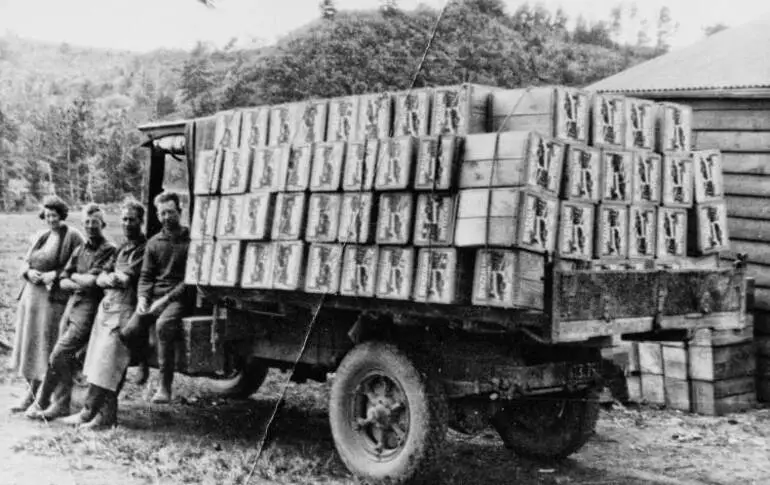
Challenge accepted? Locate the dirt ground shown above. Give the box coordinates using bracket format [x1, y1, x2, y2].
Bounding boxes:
[1, 212, 770, 485]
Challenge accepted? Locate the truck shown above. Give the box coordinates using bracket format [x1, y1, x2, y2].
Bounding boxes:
[136, 104, 751, 485]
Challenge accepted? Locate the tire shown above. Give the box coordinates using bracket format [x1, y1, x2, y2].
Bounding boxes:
[491, 387, 600, 460]
[329, 341, 448, 485]
[205, 360, 269, 399]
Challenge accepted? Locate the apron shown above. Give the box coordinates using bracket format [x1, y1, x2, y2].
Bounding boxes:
[82, 259, 137, 391]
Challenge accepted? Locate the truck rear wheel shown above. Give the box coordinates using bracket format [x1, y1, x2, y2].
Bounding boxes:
[329, 341, 448, 485]
[205, 359, 269, 399]
[491, 387, 600, 460]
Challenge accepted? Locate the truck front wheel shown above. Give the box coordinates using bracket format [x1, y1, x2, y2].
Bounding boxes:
[491, 387, 600, 460]
[329, 341, 448, 485]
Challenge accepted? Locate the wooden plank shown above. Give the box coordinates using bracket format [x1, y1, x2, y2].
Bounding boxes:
[757, 288, 770, 312]
[690, 99, 770, 111]
[723, 240, 770, 266]
[640, 373, 665, 405]
[688, 342, 756, 381]
[662, 343, 688, 380]
[728, 217, 770, 242]
[722, 153, 770, 175]
[726, 195, 770, 219]
[691, 378, 757, 416]
[723, 174, 770, 198]
[694, 131, 770, 152]
[638, 342, 663, 375]
[664, 377, 691, 411]
[693, 110, 770, 131]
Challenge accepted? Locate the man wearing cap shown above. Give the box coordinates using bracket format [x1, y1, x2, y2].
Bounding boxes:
[26, 203, 117, 421]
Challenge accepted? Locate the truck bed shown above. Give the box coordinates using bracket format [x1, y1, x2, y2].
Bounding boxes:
[200, 263, 751, 345]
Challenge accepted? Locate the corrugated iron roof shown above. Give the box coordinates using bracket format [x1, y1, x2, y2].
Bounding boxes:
[588, 13, 770, 94]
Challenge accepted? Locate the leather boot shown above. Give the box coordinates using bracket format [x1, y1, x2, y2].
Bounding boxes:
[60, 408, 94, 426]
[35, 383, 72, 421]
[81, 392, 117, 430]
[61, 385, 103, 426]
[151, 342, 175, 404]
[10, 380, 40, 413]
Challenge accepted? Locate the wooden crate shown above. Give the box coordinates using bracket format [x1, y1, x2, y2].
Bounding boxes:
[557, 200, 595, 261]
[627, 374, 642, 403]
[657, 102, 692, 153]
[430, 83, 494, 136]
[691, 377, 756, 416]
[208, 149, 226, 194]
[413, 193, 457, 247]
[191, 196, 220, 238]
[589, 259, 654, 271]
[690, 326, 753, 347]
[240, 242, 274, 289]
[305, 243, 343, 294]
[376, 246, 415, 300]
[664, 377, 691, 411]
[591, 93, 625, 148]
[599, 148, 633, 204]
[490, 86, 590, 143]
[628, 204, 657, 259]
[215, 195, 246, 239]
[689, 342, 756, 381]
[472, 249, 546, 310]
[393, 89, 432, 137]
[356, 93, 392, 140]
[640, 373, 666, 405]
[375, 136, 417, 190]
[413, 248, 470, 304]
[239, 107, 269, 148]
[340, 245, 379, 297]
[689, 201, 729, 255]
[176, 315, 227, 375]
[461, 131, 565, 195]
[271, 192, 307, 240]
[562, 144, 601, 202]
[342, 139, 378, 191]
[414, 136, 459, 191]
[338, 192, 375, 244]
[220, 147, 251, 195]
[595, 203, 629, 260]
[268, 103, 300, 146]
[628, 341, 641, 373]
[656, 207, 688, 259]
[692, 149, 725, 203]
[251, 146, 290, 192]
[184, 239, 215, 286]
[306, 193, 342, 243]
[214, 110, 243, 150]
[297, 100, 329, 144]
[662, 342, 688, 380]
[455, 188, 558, 253]
[624, 97, 657, 150]
[238, 192, 274, 240]
[281, 144, 312, 192]
[209, 240, 243, 287]
[376, 193, 414, 245]
[272, 241, 305, 290]
[310, 141, 346, 191]
[631, 151, 661, 204]
[638, 342, 663, 375]
[327, 96, 360, 142]
[661, 153, 694, 208]
[193, 150, 217, 195]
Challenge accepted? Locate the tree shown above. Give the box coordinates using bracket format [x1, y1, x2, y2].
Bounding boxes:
[380, 0, 398, 16]
[704, 23, 729, 36]
[656, 6, 678, 52]
[178, 42, 218, 116]
[320, 0, 337, 20]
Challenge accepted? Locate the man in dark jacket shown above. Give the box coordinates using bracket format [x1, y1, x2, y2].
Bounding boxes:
[26, 203, 117, 420]
[121, 191, 191, 403]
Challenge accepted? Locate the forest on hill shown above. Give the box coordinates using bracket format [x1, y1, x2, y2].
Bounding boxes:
[0, 0, 685, 210]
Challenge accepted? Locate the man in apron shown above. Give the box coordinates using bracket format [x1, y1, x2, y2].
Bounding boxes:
[61, 199, 147, 429]
[26, 204, 116, 421]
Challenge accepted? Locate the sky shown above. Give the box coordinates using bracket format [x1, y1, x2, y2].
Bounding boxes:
[0, 0, 768, 52]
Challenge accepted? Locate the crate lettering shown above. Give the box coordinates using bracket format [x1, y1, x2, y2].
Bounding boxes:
[307, 194, 341, 242]
[662, 155, 694, 207]
[210, 241, 241, 287]
[602, 150, 632, 203]
[594, 95, 624, 146]
[341, 246, 378, 296]
[629, 205, 657, 258]
[328, 97, 359, 141]
[273, 242, 304, 290]
[625, 99, 656, 150]
[376, 247, 414, 299]
[415, 136, 456, 190]
[216, 196, 243, 239]
[521, 193, 557, 253]
[528, 134, 564, 193]
[272, 193, 306, 240]
[598, 205, 629, 259]
[241, 242, 273, 289]
[414, 194, 455, 246]
[633, 151, 661, 203]
[240, 108, 269, 148]
[394, 91, 430, 137]
[377, 193, 413, 244]
[558, 203, 594, 260]
[563, 145, 600, 201]
[556, 88, 589, 142]
[194, 150, 216, 194]
[474, 250, 514, 305]
[191, 196, 219, 238]
[310, 142, 345, 191]
[283, 145, 312, 191]
[357, 94, 391, 139]
[657, 208, 687, 258]
[339, 193, 373, 243]
[306, 244, 343, 294]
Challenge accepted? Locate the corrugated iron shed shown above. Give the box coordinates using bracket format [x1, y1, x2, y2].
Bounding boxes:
[588, 14, 770, 97]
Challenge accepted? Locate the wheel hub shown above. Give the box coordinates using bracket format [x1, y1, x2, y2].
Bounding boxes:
[352, 373, 409, 459]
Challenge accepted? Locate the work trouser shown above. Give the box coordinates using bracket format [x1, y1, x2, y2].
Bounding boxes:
[124, 300, 187, 385]
[36, 317, 93, 409]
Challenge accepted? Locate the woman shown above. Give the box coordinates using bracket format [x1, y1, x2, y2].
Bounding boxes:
[10, 195, 84, 412]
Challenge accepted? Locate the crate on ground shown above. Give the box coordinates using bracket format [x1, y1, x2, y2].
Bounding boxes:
[472, 248, 548, 310]
[691, 149, 725, 203]
[455, 188, 558, 253]
[689, 200, 730, 255]
[657, 102, 692, 153]
[460, 131, 565, 195]
[340, 245, 378, 297]
[661, 153, 694, 208]
[665, 377, 691, 411]
[430, 83, 495, 136]
[641, 373, 666, 405]
[561, 144, 601, 202]
[490, 86, 590, 143]
[691, 377, 756, 416]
